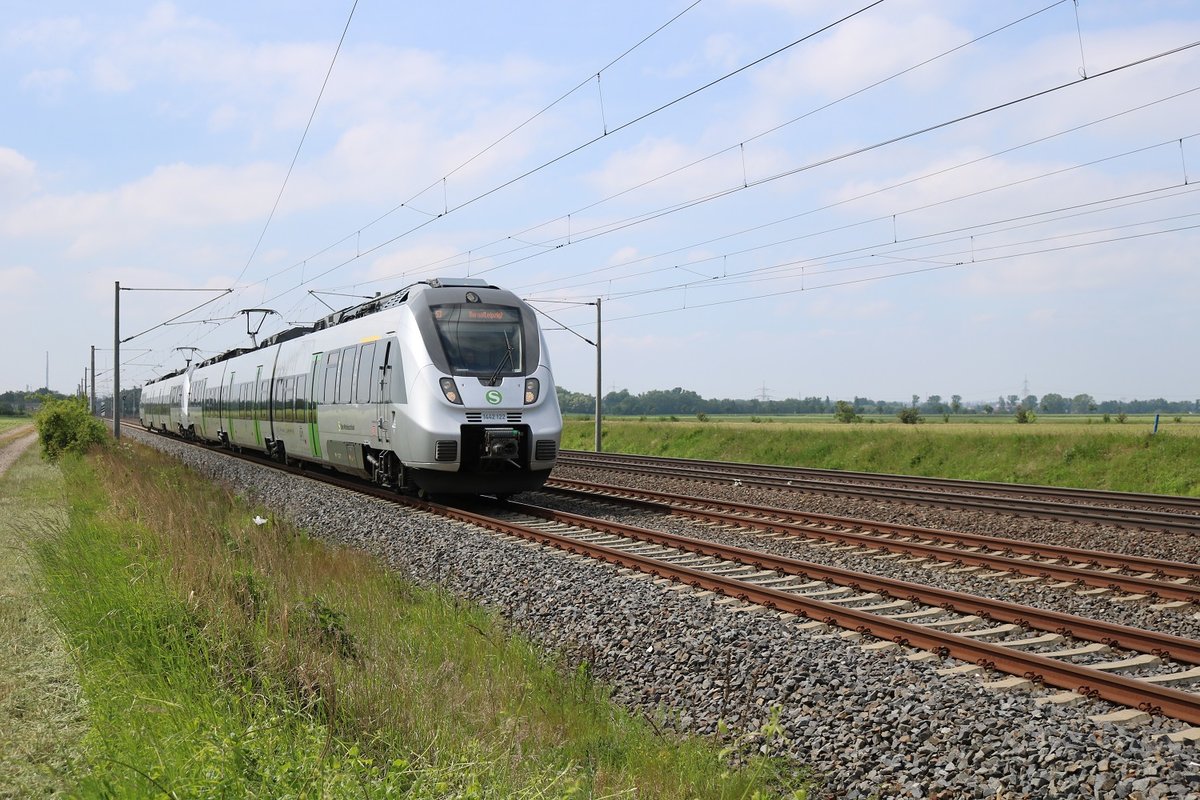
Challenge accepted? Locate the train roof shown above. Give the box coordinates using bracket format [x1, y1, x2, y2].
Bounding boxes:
[144, 277, 500, 386]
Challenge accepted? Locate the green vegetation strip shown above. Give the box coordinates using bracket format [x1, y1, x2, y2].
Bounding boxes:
[0, 446, 86, 797]
[18, 438, 805, 798]
[563, 419, 1200, 497]
[0, 416, 33, 437]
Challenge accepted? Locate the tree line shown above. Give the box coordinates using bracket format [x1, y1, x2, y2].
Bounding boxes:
[554, 387, 1200, 417]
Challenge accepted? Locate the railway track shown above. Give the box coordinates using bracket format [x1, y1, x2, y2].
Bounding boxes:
[557, 451, 1200, 535]
[541, 477, 1200, 603]
[124, 424, 1200, 728]
[477, 497, 1200, 726]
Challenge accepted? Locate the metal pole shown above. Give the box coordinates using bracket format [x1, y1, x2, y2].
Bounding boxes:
[113, 281, 120, 440]
[90, 345, 96, 415]
[594, 297, 602, 453]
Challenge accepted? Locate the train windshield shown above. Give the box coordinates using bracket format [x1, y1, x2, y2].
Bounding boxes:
[431, 304, 524, 375]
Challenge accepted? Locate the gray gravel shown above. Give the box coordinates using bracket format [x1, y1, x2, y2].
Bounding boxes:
[522, 489, 1200, 644]
[130, 430, 1200, 800]
[553, 467, 1200, 565]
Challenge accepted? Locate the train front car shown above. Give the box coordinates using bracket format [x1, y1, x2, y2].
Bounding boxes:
[402, 279, 561, 496]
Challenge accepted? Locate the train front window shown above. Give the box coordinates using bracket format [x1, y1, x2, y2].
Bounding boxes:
[431, 304, 523, 375]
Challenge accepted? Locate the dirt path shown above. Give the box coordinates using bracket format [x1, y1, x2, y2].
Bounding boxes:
[0, 429, 38, 480]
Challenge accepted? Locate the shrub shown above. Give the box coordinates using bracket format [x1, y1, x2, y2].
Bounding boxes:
[1014, 408, 1036, 424]
[1117, 412, 1128, 424]
[834, 401, 860, 424]
[896, 407, 923, 424]
[34, 396, 109, 462]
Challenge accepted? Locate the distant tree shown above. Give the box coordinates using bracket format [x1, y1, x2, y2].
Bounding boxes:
[996, 396, 1007, 413]
[921, 395, 945, 414]
[983, 404, 995, 415]
[950, 395, 962, 413]
[897, 407, 923, 424]
[834, 400, 860, 423]
[1070, 393, 1096, 414]
[1039, 393, 1067, 414]
[1007, 395, 1019, 411]
[911, 394, 920, 408]
[1022, 394, 1038, 411]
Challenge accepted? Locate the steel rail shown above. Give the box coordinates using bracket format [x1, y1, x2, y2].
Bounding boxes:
[471, 500, 1200, 724]
[557, 452, 1200, 535]
[501, 499, 1200, 666]
[562, 450, 1200, 514]
[545, 478, 1200, 591]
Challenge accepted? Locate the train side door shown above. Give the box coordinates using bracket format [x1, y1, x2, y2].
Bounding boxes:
[226, 372, 236, 438]
[374, 340, 393, 445]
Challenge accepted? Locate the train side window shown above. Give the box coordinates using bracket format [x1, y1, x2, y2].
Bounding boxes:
[323, 351, 340, 404]
[369, 341, 387, 403]
[338, 346, 357, 404]
[356, 342, 376, 404]
[297, 375, 308, 423]
[311, 353, 324, 406]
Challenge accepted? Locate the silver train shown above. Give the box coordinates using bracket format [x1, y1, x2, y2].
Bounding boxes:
[140, 278, 562, 496]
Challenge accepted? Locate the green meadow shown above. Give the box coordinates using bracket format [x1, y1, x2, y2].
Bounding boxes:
[562, 415, 1200, 496]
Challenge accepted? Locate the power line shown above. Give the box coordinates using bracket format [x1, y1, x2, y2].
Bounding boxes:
[234, 0, 359, 286]
[241, 0, 891, 300]
[601, 222, 1200, 324]
[522, 133, 1200, 298]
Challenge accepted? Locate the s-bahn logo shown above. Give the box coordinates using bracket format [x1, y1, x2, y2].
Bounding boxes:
[485, 390, 503, 405]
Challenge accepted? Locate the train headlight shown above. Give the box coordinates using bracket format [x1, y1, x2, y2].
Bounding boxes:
[524, 377, 540, 405]
[440, 377, 463, 405]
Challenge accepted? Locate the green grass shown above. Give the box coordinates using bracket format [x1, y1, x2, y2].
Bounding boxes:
[0, 445, 86, 796]
[25, 441, 808, 798]
[0, 416, 33, 437]
[564, 418, 1200, 496]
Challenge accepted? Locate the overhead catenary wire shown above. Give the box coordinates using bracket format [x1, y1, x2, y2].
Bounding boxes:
[521, 132, 1200, 298]
[153, 0, 893, 381]
[334, 0, 1077, 293]
[126, 7, 1200, 391]
[600, 222, 1200, 324]
[236, 0, 891, 301]
[234, 0, 359, 286]
[326, 38, 1200, 302]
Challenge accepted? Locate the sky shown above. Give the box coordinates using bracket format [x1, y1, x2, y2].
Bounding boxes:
[2, 0, 1198, 404]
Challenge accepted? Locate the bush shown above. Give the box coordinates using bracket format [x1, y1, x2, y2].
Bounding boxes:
[896, 407, 923, 424]
[834, 401, 860, 424]
[1014, 408, 1036, 424]
[34, 396, 109, 462]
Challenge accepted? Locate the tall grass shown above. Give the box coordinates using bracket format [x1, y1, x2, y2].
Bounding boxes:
[33, 441, 807, 798]
[564, 419, 1200, 496]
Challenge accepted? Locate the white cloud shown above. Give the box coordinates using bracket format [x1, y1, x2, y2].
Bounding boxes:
[0, 148, 38, 200]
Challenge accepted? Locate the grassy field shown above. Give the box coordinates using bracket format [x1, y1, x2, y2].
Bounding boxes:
[562, 417, 1200, 496]
[0, 416, 32, 436]
[6, 440, 807, 798]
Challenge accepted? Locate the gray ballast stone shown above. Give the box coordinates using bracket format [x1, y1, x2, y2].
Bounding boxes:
[130, 430, 1200, 800]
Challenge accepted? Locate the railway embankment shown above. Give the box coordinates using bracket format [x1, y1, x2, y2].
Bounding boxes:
[132, 427, 1200, 799]
[6, 432, 798, 798]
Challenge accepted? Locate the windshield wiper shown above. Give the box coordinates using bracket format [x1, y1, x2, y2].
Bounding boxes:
[487, 331, 514, 386]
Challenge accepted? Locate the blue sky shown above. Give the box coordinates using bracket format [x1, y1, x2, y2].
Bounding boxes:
[3, 1, 1198, 403]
